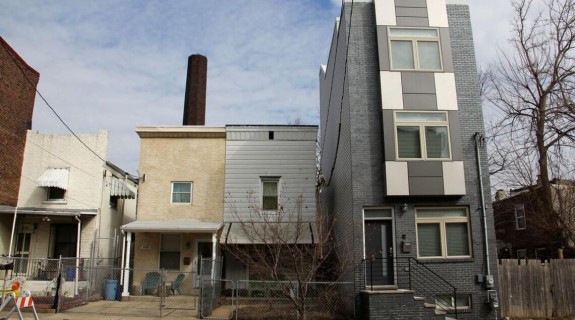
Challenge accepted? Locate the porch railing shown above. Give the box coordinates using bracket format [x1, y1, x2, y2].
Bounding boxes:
[361, 257, 458, 318]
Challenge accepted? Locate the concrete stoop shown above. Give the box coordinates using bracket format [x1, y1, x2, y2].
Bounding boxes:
[361, 289, 456, 319]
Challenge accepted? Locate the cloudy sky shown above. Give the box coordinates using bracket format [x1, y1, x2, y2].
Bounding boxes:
[1, 0, 513, 174]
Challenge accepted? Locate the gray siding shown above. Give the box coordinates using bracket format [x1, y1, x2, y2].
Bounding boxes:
[223, 126, 317, 223]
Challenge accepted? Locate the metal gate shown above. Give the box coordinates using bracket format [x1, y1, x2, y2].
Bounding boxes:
[199, 257, 237, 319]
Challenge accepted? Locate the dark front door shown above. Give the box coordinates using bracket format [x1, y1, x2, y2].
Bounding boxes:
[53, 224, 77, 258]
[364, 220, 394, 285]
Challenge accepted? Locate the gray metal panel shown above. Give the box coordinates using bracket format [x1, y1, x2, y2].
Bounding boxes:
[396, 7, 428, 18]
[396, 17, 429, 26]
[402, 94, 437, 109]
[408, 161, 443, 177]
[439, 27, 454, 73]
[382, 110, 395, 161]
[448, 110, 463, 161]
[377, 26, 390, 71]
[408, 176, 444, 195]
[401, 72, 436, 94]
[395, 0, 427, 7]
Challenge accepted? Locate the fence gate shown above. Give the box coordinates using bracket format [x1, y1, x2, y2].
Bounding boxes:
[199, 257, 236, 319]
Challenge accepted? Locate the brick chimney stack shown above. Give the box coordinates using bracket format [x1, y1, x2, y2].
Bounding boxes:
[183, 54, 207, 125]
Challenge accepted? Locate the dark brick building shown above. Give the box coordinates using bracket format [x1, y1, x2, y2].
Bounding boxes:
[0, 37, 39, 207]
[319, 0, 499, 318]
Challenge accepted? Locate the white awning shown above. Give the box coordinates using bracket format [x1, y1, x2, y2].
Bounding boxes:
[110, 176, 135, 199]
[36, 168, 69, 190]
[121, 221, 222, 233]
[221, 222, 317, 244]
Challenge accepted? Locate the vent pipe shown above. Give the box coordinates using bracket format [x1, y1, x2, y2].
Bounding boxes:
[182, 54, 207, 125]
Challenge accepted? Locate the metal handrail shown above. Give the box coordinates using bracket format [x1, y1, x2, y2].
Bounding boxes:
[361, 257, 458, 319]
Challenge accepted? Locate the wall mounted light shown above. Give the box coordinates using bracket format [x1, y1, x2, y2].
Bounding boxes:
[401, 203, 408, 213]
[42, 216, 51, 222]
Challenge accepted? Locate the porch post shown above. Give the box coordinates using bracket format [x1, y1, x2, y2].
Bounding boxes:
[8, 207, 18, 256]
[74, 215, 82, 295]
[211, 232, 217, 279]
[122, 231, 132, 296]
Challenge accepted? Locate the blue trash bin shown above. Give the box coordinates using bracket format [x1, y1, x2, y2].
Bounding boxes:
[105, 279, 118, 301]
[66, 266, 75, 281]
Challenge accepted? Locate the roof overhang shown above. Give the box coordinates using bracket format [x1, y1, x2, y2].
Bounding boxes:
[0, 207, 97, 216]
[121, 221, 223, 233]
[110, 176, 136, 199]
[221, 222, 317, 244]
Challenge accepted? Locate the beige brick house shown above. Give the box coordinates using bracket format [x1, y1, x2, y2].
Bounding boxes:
[121, 126, 226, 296]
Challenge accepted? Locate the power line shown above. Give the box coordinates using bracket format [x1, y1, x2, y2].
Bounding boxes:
[0, 39, 107, 164]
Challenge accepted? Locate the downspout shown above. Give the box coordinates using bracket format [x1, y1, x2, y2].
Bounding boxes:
[474, 133, 490, 275]
[122, 231, 132, 297]
[75, 214, 82, 295]
[8, 207, 18, 256]
[120, 230, 126, 284]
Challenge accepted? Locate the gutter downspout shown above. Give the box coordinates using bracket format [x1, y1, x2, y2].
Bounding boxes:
[120, 230, 126, 284]
[474, 133, 491, 275]
[122, 231, 132, 297]
[8, 207, 18, 256]
[75, 214, 82, 295]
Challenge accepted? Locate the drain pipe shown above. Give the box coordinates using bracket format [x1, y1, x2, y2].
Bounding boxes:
[474, 133, 491, 276]
[74, 214, 82, 295]
[8, 207, 18, 256]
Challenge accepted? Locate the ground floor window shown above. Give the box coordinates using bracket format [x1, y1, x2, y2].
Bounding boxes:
[160, 234, 181, 270]
[416, 207, 471, 259]
[436, 294, 472, 310]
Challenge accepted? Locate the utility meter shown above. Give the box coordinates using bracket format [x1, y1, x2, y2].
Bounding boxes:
[487, 290, 499, 308]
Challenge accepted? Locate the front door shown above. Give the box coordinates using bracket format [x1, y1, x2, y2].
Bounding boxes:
[364, 220, 394, 285]
[15, 232, 32, 274]
[195, 241, 213, 287]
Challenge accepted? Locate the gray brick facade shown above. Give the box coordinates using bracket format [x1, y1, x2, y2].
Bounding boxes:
[319, 1, 499, 319]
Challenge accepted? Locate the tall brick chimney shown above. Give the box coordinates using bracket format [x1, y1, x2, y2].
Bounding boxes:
[182, 54, 207, 125]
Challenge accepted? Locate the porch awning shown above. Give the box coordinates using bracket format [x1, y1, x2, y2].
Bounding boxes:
[221, 222, 317, 244]
[110, 176, 135, 199]
[36, 168, 69, 190]
[121, 221, 222, 233]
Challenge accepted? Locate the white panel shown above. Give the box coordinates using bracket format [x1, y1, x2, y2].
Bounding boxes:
[374, 0, 396, 26]
[435, 73, 458, 110]
[443, 161, 466, 195]
[385, 162, 409, 195]
[380, 71, 404, 110]
[427, 0, 449, 27]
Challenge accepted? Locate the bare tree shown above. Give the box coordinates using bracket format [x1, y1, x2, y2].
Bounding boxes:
[487, 0, 575, 251]
[223, 191, 351, 320]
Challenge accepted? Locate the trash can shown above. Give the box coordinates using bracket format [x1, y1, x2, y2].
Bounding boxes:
[104, 279, 118, 301]
[66, 266, 75, 281]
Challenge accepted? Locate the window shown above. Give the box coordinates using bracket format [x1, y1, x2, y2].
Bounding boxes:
[436, 294, 471, 310]
[395, 112, 451, 160]
[46, 187, 66, 201]
[172, 182, 192, 204]
[416, 208, 471, 258]
[160, 234, 181, 270]
[515, 204, 526, 230]
[516, 249, 527, 259]
[388, 27, 442, 71]
[261, 177, 280, 211]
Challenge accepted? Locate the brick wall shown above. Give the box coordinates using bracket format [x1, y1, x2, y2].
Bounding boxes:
[0, 37, 39, 206]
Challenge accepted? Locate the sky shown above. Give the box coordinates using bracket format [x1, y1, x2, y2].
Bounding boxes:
[0, 0, 514, 175]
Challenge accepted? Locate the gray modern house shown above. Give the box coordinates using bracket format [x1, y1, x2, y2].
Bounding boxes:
[318, 0, 498, 318]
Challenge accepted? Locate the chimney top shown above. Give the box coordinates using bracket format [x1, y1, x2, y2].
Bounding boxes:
[183, 54, 207, 126]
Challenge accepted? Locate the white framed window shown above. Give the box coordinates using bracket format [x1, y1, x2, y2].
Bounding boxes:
[515, 204, 526, 230]
[159, 234, 181, 270]
[436, 294, 472, 310]
[171, 182, 192, 204]
[388, 27, 442, 71]
[395, 112, 451, 160]
[261, 177, 280, 211]
[46, 187, 66, 201]
[416, 207, 471, 259]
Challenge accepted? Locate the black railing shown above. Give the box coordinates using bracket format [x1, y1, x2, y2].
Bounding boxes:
[361, 257, 458, 319]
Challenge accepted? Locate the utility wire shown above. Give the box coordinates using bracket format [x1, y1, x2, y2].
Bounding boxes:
[0, 40, 107, 164]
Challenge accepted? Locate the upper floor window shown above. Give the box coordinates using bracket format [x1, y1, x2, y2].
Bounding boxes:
[515, 204, 526, 230]
[395, 112, 451, 160]
[388, 27, 442, 71]
[172, 182, 192, 204]
[416, 207, 471, 259]
[47, 187, 66, 201]
[261, 177, 280, 211]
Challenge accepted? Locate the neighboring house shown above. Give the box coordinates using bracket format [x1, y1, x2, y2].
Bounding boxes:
[121, 126, 226, 295]
[0, 130, 137, 270]
[220, 125, 318, 287]
[319, 0, 498, 318]
[0, 37, 40, 255]
[493, 179, 575, 259]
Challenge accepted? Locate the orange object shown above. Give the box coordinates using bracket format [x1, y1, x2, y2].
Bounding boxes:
[11, 281, 20, 291]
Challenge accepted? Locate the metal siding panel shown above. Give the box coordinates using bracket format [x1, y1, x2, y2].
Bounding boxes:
[382, 110, 396, 161]
[395, 7, 428, 18]
[439, 27, 454, 73]
[401, 72, 436, 94]
[396, 17, 429, 26]
[407, 161, 443, 177]
[448, 110, 463, 161]
[377, 26, 390, 71]
[395, 0, 427, 7]
[402, 93, 437, 109]
[408, 176, 444, 195]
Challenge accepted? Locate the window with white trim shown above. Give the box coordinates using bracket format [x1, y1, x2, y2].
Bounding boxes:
[515, 204, 526, 230]
[388, 27, 442, 71]
[261, 177, 280, 211]
[436, 294, 471, 310]
[416, 208, 471, 258]
[395, 112, 451, 160]
[171, 182, 192, 204]
[159, 234, 180, 270]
